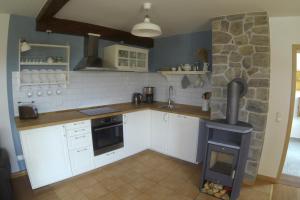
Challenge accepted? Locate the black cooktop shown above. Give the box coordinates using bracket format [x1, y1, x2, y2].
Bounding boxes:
[79, 107, 121, 116]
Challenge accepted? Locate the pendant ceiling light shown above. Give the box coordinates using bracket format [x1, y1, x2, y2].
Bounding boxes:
[131, 2, 162, 38]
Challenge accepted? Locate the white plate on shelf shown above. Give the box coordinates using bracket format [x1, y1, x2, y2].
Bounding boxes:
[47, 69, 56, 83]
[55, 69, 66, 83]
[31, 70, 40, 83]
[39, 69, 48, 83]
[21, 69, 31, 83]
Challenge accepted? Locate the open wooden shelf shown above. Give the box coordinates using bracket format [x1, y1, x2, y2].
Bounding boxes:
[159, 70, 209, 76]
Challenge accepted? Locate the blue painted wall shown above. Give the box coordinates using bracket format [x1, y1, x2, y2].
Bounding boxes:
[7, 15, 211, 171]
[149, 31, 212, 72]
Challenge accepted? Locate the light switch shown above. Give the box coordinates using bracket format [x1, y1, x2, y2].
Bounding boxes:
[275, 112, 282, 122]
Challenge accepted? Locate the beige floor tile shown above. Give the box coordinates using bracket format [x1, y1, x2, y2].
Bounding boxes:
[34, 190, 60, 200]
[56, 190, 89, 200]
[239, 187, 270, 200]
[176, 181, 200, 199]
[195, 192, 219, 200]
[97, 193, 121, 200]
[81, 182, 109, 200]
[99, 176, 127, 191]
[145, 184, 175, 199]
[54, 181, 80, 199]
[73, 175, 98, 189]
[159, 176, 187, 191]
[118, 169, 141, 183]
[163, 193, 194, 200]
[130, 176, 156, 192]
[132, 193, 156, 200]
[143, 169, 169, 183]
[113, 185, 141, 200]
[130, 162, 153, 174]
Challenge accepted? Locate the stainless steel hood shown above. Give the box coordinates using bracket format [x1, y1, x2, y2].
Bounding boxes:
[74, 33, 115, 71]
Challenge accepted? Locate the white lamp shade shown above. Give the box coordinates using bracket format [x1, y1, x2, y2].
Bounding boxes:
[131, 17, 162, 38]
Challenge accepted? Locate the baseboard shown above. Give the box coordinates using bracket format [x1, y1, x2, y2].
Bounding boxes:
[256, 174, 277, 183]
[279, 174, 300, 187]
[11, 170, 27, 179]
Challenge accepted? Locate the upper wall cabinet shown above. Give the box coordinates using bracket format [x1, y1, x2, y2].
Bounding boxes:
[103, 44, 148, 72]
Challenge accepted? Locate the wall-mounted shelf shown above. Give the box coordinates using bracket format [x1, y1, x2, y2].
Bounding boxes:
[159, 70, 209, 76]
[18, 40, 70, 88]
[20, 62, 69, 66]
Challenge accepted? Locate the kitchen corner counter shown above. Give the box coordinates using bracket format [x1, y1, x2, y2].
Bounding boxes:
[15, 102, 210, 131]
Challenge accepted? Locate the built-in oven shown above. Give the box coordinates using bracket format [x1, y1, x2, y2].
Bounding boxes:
[91, 115, 123, 156]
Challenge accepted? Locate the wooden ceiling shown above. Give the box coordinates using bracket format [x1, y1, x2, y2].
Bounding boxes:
[36, 0, 153, 48]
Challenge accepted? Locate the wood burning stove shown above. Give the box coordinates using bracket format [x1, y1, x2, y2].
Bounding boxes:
[200, 78, 253, 200]
[200, 120, 252, 200]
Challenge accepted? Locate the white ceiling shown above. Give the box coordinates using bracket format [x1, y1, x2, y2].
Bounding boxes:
[1, 0, 300, 37]
[0, 0, 45, 17]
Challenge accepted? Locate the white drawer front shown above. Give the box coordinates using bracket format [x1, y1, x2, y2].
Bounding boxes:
[68, 134, 92, 150]
[93, 148, 124, 168]
[66, 127, 91, 137]
[64, 120, 90, 131]
[69, 146, 94, 176]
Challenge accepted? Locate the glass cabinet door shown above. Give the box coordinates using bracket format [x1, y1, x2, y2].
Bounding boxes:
[137, 52, 146, 60]
[118, 50, 129, 58]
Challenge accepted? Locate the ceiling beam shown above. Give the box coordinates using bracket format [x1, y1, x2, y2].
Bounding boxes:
[37, 0, 70, 22]
[36, 0, 153, 48]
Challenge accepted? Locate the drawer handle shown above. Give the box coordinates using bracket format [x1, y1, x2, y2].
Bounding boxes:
[77, 148, 88, 153]
[75, 135, 86, 140]
[106, 152, 115, 156]
[74, 128, 88, 133]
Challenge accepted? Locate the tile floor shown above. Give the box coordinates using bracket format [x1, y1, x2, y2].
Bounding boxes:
[11, 150, 298, 200]
[282, 138, 300, 177]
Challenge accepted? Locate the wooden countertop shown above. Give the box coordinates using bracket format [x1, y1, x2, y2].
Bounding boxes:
[15, 102, 210, 131]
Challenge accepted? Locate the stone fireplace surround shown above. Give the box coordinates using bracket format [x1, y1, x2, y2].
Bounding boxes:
[210, 12, 270, 182]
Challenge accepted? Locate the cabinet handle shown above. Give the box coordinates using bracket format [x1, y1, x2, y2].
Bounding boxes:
[77, 148, 88, 153]
[106, 151, 115, 156]
[75, 135, 86, 140]
[232, 170, 236, 179]
[163, 113, 168, 122]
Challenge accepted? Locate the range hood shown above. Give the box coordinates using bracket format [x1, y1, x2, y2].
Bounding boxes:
[74, 33, 115, 71]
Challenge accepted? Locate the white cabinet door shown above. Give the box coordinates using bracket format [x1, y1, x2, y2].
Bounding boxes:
[123, 110, 151, 157]
[167, 113, 200, 163]
[20, 125, 72, 189]
[150, 111, 169, 154]
[69, 146, 94, 175]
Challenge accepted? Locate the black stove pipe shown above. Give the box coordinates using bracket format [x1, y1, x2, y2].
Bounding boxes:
[226, 78, 247, 125]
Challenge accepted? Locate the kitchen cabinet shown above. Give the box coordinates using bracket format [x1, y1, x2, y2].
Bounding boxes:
[123, 111, 151, 156]
[150, 111, 169, 154]
[167, 113, 200, 163]
[103, 44, 148, 72]
[20, 125, 72, 189]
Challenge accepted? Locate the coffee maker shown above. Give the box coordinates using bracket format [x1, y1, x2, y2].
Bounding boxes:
[143, 87, 154, 104]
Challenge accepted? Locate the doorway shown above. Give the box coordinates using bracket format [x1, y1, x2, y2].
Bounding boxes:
[279, 45, 300, 186]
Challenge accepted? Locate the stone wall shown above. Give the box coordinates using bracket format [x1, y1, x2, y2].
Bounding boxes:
[210, 12, 270, 182]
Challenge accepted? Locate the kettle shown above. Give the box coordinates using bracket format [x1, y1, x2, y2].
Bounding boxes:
[132, 93, 143, 105]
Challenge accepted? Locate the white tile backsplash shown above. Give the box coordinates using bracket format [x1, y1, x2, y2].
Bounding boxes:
[12, 71, 211, 116]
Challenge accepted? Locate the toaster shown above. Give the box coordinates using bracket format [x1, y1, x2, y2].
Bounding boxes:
[18, 103, 39, 120]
